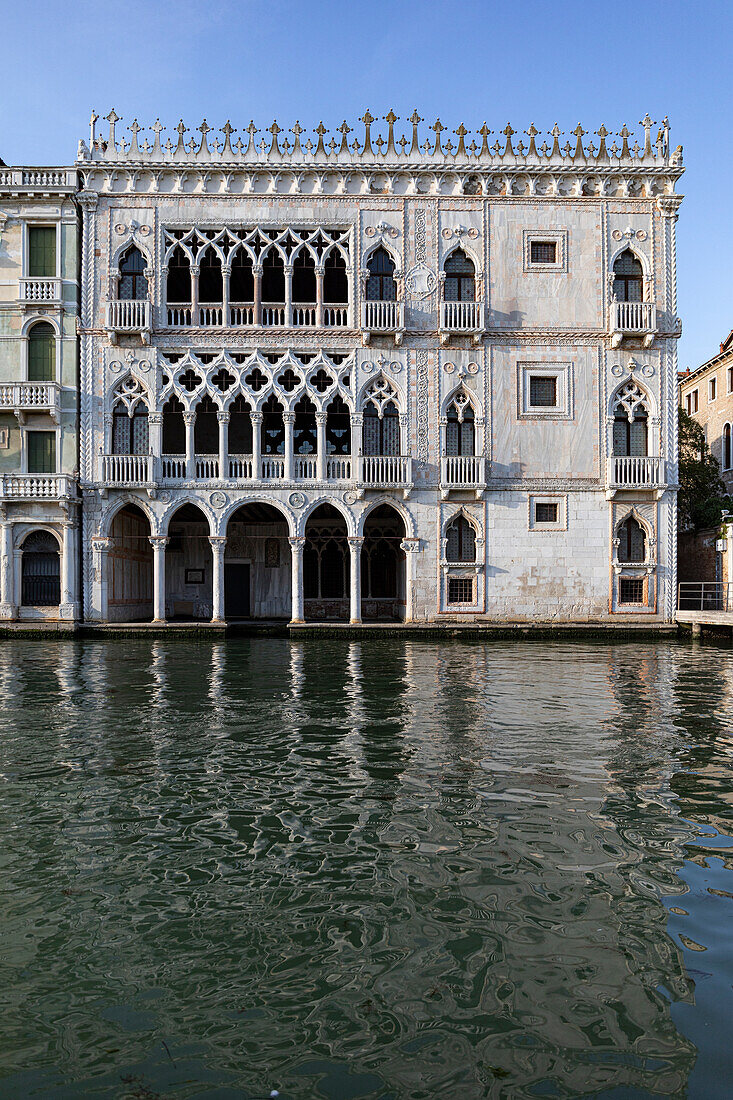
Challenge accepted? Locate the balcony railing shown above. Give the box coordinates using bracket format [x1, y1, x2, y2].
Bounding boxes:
[611, 301, 657, 347]
[19, 278, 62, 306]
[440, 455, 486, 488]
[106, 299, 151, 333]
[361, 300, 405, 343]
[0, 382, 60, 420]
[678, 582, 733, 612]
[196, 455, 220, 479]
[326, 456, 352, 481]
[607, 455, 664, 489]
[0, 474, 75, 499]
[100, 454, 152, 485]
[293, 306, 317, 328]
[229, 303, 256, 326]
[358, 454, 412, 489]
[164, 301, 350, 329]
[161, 456, 186, 480]
[439, 300, 485, 340]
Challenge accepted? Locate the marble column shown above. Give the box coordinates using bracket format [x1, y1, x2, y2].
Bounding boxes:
[148, 412, 163, 482]
[60, 518, 78, 619]
[284, 264, 293, 326]
[316, 412, 327, 481]
[348, 536, 364, 624]
[401, 539, 420, 623]
[253, 265, 262, 325]
[217, 410, 230, 481]
[149, 535, 169, 622]
[351, 413, 362, 481]
[284, 412, 295, 480]
[315, 266, 324, 327]
[209, 536, 227, 622]
[183, 411, 196, 480]
[289, 536, 305, 624]
[0, 518, 15, 619]
[190, 264, 200, 323]
[251, 411, 262, 480]
[91, 536, 113, 622]
[221, 264, 231, 324]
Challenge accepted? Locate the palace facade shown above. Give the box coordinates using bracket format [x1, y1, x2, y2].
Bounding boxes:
[0, 111, 685, 626]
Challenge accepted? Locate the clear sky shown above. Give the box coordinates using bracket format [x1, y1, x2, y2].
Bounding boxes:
[0, 0, 729, 369]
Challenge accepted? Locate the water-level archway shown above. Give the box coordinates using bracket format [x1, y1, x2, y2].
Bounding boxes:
[224, 502, 291, 619]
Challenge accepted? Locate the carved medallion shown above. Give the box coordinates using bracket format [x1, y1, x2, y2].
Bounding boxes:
[405, 262, 436, 300]
[210, 491, 228, 509]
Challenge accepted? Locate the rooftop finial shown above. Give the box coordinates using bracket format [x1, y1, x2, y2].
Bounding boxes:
[314, 121, 327, 156]
[409, 110, 423, 154]
[572, 123, 586, 159]
[431, 118, 445, 154]
[105, 109, 119, 151]
[502, 123, 515, 156]
[360, 110, 374, 156]
[384, 110, 398, 154]
[90, 110, 98, 148]
[454, 123, 468, 157]
[525, 123, 538, 158]
[337, 120, 352, 155]
[640, 113, 655, 157]
[220, 120, 235, 155]
[268, 120, 282, 155]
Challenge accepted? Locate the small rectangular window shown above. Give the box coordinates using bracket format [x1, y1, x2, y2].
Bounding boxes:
[530, 240, 556, 265]
[619, 577, 644, 604]
[535, 502, 559, 524]
[727, 366, 733, 393]
[529, 376, 557, 407]
[692, 389, 699, 413]
[709, 378, 717, 402]
[448, 577, 474, 604]
[27, 431, 56, 473]
[28, 227, 56, 278]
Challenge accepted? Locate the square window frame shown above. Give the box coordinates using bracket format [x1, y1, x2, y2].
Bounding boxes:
[523, 229, 568, 273]
[528, 494, 568, 532]
[23, 222, 60, 280]
[518, 362, 574, 421]
[708, 377, 717, 403]
[447, 575, 475, 606]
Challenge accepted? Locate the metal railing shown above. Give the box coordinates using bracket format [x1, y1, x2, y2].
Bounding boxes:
[358, 454, 412, 487]
[19, 278, 62, 304]
[0, 474, 75, 499]
[678, 582, 733, 612]
[362, 300, 404, 332]
[107, 299, 150, 331]
[441, 455, 485, 487]
[612, 300, 656, 333]
[607, 455, 664, 488]
[100, 454, 152, 484]
[440, 300, 484, 332]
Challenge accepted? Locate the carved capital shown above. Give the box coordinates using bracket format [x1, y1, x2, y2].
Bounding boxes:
[149, 535, 169, 550]
[91, 536, 113, 553]
[182, 411, 196, 425]
[348, 536, 365, 548]
[208, 535, 227, 551]
[288, 536, 306, 553]
[400, 538, 421, 553]
[217, 411, 230, 423]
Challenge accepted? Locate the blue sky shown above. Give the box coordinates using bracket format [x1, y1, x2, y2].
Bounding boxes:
[1, 0, 729, 368]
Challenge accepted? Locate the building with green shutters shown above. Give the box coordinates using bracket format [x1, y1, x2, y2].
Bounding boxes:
[0, 165, 80, 621]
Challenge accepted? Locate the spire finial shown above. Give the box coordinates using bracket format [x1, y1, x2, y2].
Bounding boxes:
[479, 123, 491, 156]
[245, 121, 259, 154]
[314, 121, 327, 156]
[502, 123, 515, 156]
[89, 110, 98, 148]
[384, 110, 398, 154]
[525, 123, 538, 158]
[360, 110, 374, 155]
[409, 109, 423, 154]
[454, 123, 468, 157]
[640, 113, 655, 157]
[105, 109, 119, 151]
[291, 121, 303, 154]
[175, 120, 187, 156]
[572, 123, 586, 159]
[220, 120, 235, 155]
[337, 120, 352, 155]
[431, 118, 445, 154]
[268, 120, 282, 155]
[596, 124, 608, 160]
[619, 123, 631, 158]
[550, 123, 562, 157]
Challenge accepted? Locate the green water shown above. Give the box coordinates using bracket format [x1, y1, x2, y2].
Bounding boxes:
[1, 639, 732, 1099]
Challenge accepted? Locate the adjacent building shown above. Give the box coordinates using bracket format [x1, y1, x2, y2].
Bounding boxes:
[0, 164, 80, 622]
[679, 331, 733, 495]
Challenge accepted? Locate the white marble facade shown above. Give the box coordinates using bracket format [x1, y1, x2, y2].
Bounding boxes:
[73, 112, 684, 625]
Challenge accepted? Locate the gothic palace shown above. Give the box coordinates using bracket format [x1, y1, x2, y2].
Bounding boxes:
[0, 111, 684, 626]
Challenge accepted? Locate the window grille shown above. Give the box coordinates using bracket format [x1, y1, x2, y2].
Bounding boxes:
[113, 406, 149, 455]
[446, 402, 475, 456]
[535, 502, 558, 524]
[27, 322, 55, 381]
[448, 577, 474, 604]
[613, 415, 648, 457]
[21, 531, 60, 606]
[119, 247, 148, 300]
[362, 401, 399, 456]
[366, 247, 397, 301]
[612, 249, 644, 303]
[617, 517, 646, 563]
[443, 249, 475, 302]
[530, 240, 556, 264]
[619, 576, 644, 604]
[446, 516, 476, 562]
[28, 227, 56, 277]
[529, 376, 557, 407]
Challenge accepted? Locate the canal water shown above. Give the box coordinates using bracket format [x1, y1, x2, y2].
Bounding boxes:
[1, 639, 732, 1099]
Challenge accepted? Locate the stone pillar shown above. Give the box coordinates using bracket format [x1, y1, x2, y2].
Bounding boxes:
[13, 546, 22, 613]
[209, 536, 227, 622]
[315, 266, 324, 327]
[183, 411, 196, 480]
[253, 265, 262, 325]
[148, 412, 163, 482]
[221, 264, 230, 324]
[149, 535, 169, 623]
[284, 412, 295, 481]
[316, 412, 327, 481]
[190, 264, 200, 323]
[251, 411, 262, 479]
[351, 413, 362, 480]
[348, 536, 364, 624]
[289, 536, 305, 624]
[0, 518, 15, 619]
[60, 518, 78, 619]
[284, 264, 293, 327]
[401, 539, 420, 623]
[217, 410, 230, 481]
[91, 536, 113, 622]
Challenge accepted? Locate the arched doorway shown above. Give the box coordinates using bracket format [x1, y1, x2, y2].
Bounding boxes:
[362, 503, 406, 621]
[165, 504, 212, 620]
[304, 503, 349, 621]
[108, 504, 153, 622]
[21, 530, 60, 608]
[225, 503, 290, 619]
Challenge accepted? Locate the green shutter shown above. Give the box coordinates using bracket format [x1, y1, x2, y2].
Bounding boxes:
[27, 323, 55, 381]
[28, 432, 56, 473]
[28, 227, 56, 277]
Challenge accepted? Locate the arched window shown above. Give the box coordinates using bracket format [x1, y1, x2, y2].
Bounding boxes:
[443, 249, 475, 302]
[446, 515, 476, 562]
[118, 246, 148, 300]
[198, 249, 223, 303]
[617, 517, 646, 563]
[324, 251, 348, 303]
[613, 250, 644, 303]
[261, 395, 285, 454]
[194, 395, 219, 454]
[228, 394, 253, 454]
[166, 246, 191, 303]
[724, 424, 732, 470]
[294, 396, 317, 453]
[446, 396, 475, 457]
[27, 322, 55, 382]
[262, 249, 285, 302]
[326, 395, 350, 455]
[292, 250, 316, 303]
[21, 531, 60, 606]
[113, 401, 149, 455]
[612, 383, 649, 457]
[162, 396, 185, 454]
[230, 249, 254, 302]
[366, 247, 396, 301]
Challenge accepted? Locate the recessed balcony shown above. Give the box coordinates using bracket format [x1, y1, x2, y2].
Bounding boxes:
[439, 300, 485, 344]
[0, 382, 60, 422]
[100, 454, 153, 486]
[18, 278, 63, 308]
[361, 300, 405, 345]
[0, 473, 75, 500]
[164, 302, 350, 330]
[440, 455, 486, 498]
[106, 299, 151, 342]
[610, 301, 657, 348]
[358, 455, 413, 497]
[606, 455, 665, 494]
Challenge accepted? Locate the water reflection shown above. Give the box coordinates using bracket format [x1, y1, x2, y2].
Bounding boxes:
[0, 639, 732, 1098]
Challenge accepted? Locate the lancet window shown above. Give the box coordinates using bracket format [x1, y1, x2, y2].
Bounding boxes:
[229, 395, 253, 454]
[326, 396, 350, 454]
[167, 246, 191, 303]
[443, 249, 475, 302]
[194, 395, 219, 453]
[294, 396, 317, 453]
[445, 394, 475, 456]
[262, 395, 285, 454]
[198, 249, 223, 304]
[617, 517, 646, 563]
[446, 515, 476, 563]
[118, 247, 148, 300]
[366, 247, 397, 301]
[111, 378, 149, 455]
[612, 383, 649, 457]
[613, 250, 644, 302]
[362, 378, 400, 456]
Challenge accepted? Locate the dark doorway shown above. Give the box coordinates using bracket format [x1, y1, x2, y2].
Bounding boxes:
[225, 563, 250, 618]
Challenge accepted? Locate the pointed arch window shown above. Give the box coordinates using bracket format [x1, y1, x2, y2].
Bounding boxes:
[230, 249, 254, 302]
[443, 249, 475, 302]
[362, 379, 400, 456]
[612, 383, 649, 457]
[229, 395, 253, 455]
[27, 322, 55, 382]
[613, 250, 644, 303]
[294, 396, 317, 454]
[194, 395, 219, 454]
[326, 395, 350, 455]
[324, 251, 348, 303]
[166, 246, 191, 304]
[262, 395, 285, 454]
[118, 246, 148, 300]
[162, 396, 186, 454]
[292, 250, 316, 303]
[446, 515, 476, 562]
[366, 247, 397, 301]
[262, 249, 285, 303]
[113, 401, 149, 455]
[617, 517, 646, 563]
[446, 395, 475, 456]
[199, 249, 223, 303]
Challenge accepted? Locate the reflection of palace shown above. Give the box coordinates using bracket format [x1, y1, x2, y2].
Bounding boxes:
[0, 113, 684, 624]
